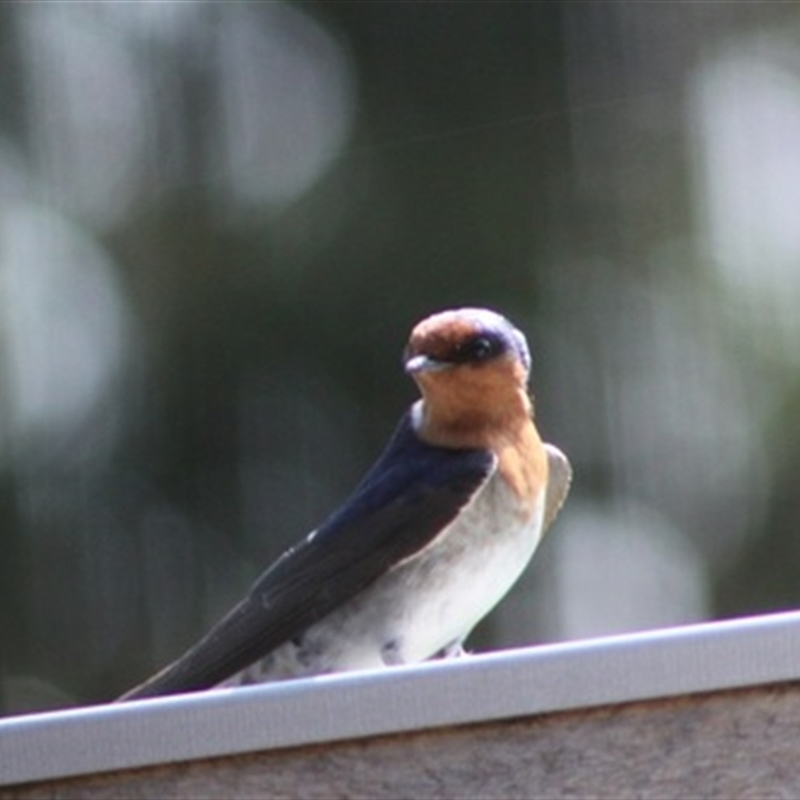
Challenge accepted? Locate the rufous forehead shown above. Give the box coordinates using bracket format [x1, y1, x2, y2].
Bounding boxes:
[406, 314, 483, 359]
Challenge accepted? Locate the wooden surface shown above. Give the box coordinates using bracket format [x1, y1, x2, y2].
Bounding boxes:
[5, 680, 800, 799]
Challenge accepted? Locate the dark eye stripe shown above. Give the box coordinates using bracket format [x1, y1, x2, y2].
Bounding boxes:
[452, 333, 504, 364]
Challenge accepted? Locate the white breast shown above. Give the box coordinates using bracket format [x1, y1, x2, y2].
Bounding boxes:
[380, 469, 546, 663]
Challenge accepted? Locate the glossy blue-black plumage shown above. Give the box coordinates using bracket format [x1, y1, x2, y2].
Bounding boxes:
[119, 411, 495, 700]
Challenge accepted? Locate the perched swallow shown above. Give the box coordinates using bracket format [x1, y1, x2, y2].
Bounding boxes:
[119, 307, 571, 701]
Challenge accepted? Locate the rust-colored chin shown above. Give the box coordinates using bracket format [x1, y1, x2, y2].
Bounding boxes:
[411, 367, 532, 449]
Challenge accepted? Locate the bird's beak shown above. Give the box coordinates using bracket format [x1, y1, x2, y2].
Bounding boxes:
[404, 354, 452, 375]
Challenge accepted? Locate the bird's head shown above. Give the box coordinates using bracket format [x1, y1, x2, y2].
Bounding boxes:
[403, 308, 533, 448]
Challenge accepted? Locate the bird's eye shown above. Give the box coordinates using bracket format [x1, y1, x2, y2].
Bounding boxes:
[464, 335, 499, 362]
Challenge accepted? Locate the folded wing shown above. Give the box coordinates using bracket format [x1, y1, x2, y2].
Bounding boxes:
[119, 411, 495, 700]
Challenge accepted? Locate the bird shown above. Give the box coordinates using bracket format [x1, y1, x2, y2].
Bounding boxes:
[118, 307, 571, 701]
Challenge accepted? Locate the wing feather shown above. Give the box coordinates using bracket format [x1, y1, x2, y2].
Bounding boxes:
[119, 411, 495, 700]
[543, 443, 572, 532]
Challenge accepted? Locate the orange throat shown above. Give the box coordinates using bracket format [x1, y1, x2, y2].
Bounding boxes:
[413, 386, 547, 520]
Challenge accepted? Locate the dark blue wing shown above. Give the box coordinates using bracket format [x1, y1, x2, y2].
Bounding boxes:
[120, 410, 495, 700]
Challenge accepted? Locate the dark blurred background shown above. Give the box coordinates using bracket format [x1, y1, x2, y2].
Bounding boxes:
[2, 1, 800, 715]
